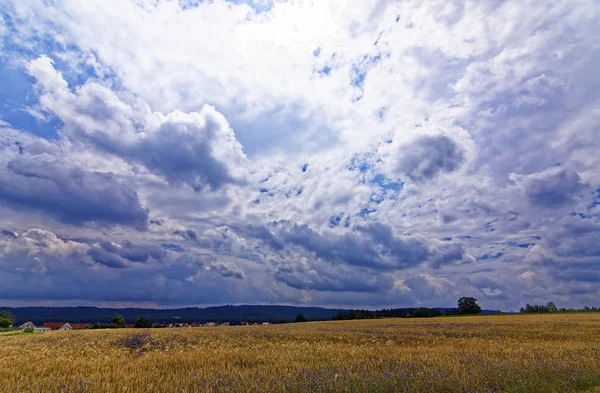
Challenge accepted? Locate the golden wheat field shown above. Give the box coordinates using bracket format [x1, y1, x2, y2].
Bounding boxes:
[1, 314, 599, 393]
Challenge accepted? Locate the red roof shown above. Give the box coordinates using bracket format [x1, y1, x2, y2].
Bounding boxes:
[42, 322, 70, 330]
[70, 323, 90, 330]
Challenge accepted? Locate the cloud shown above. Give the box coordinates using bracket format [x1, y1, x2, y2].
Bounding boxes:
[0, 134, 148, 228]
[0, 228, 89, 275]
[524, 168, 586, 208]
[207, 260, 245, 279]
[397, 135, 465, 182]
[0, 227, 263, 305]
[223, 221, 474, 294]
[1, 229, 18, 238]
[26, 56, 248, 191]
[246, 221, 432, 271]
[274, 262, 394, 293]
[87, 241, 166, 268]
[0, 0, 599, 309]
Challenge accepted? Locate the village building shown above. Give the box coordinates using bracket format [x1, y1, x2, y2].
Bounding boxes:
[42, 322, 73, 331]
[19, 321, 36, 329]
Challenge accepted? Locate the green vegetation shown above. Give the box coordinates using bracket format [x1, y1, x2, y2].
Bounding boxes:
[0, 311, 14, 328]
[457, 296, 482, 315]
[332, 307, 444, 320]
[134, 317, 152, 328]
[294, 314, 307, 323]
[112, 314, 125, 328]
[520, 301, 599, 314]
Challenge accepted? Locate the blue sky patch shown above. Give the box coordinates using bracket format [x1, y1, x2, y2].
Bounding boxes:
[479, 252, 503, 261]
[0, 59, 62, 138]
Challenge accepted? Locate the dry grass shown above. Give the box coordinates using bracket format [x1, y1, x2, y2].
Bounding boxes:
[1, 314, 599, 392]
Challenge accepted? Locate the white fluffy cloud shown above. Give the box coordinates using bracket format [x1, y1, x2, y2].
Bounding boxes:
[0, 0, 599, 309]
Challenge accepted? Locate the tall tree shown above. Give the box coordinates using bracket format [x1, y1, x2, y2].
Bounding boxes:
[0, 310, 14, 328]
[295, 314, 307, 323]
[112, 314, 125, 328]
[134, 317, 152, 328]
[457, 297, 482, 315]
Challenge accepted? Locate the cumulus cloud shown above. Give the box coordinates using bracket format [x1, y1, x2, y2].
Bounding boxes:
[274, 261, 394, 293]
[87, 241, 166, 269]
[242, 221, 433, 271]
[207, 260, 245, 279]
[524, 168, 586, 209]
[0, 226, 262, 305]
[0, 0, 598, 309]
[27, 56, 247, 191]
[397, 135, 465, 182]
[0, 228, 89, 275]
[0, 133, 148, 228]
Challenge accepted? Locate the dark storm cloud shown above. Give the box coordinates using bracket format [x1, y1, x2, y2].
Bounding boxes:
[1, 229, 18, 238]
[0, 228, 244, 305]
[237, 221, 467, 272]
[275, 263, 394, 293]
[526, 169, 585, 208]
[398, 135, 465, 182]
[174, 229, 198, 241]
[132, 112, 241, 191]
[539, 216, 600, 261]
[428, 241, 471, 269]
[87, 241, 166, 268]
[0, 153, 148, 228]
[273, 221, 429, 270]
[87, 245, 129, 269]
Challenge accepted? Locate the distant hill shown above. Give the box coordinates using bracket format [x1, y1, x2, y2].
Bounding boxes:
[2, 305, 348, 325]
[2, 305, 501, 326]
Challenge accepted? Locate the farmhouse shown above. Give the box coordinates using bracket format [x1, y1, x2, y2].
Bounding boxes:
[19, 321, 36, 329]
[42, 322, 73, 331]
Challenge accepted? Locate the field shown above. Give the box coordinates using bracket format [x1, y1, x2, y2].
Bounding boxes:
[1, 314, 599, 393]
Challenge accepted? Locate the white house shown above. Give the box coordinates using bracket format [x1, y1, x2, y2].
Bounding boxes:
[19, 321, 36, 329]
[42, 322, 73, 331]
[57, 323, 72, 331]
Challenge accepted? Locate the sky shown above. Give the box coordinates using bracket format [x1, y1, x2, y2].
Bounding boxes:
[0, 0, 599, 311]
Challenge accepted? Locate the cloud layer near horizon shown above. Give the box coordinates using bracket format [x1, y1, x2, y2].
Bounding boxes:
[0, 0, 599, 310]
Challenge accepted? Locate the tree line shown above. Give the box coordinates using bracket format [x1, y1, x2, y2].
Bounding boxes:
[520, 302, 599, 314]
[333, 297, 483, 320]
